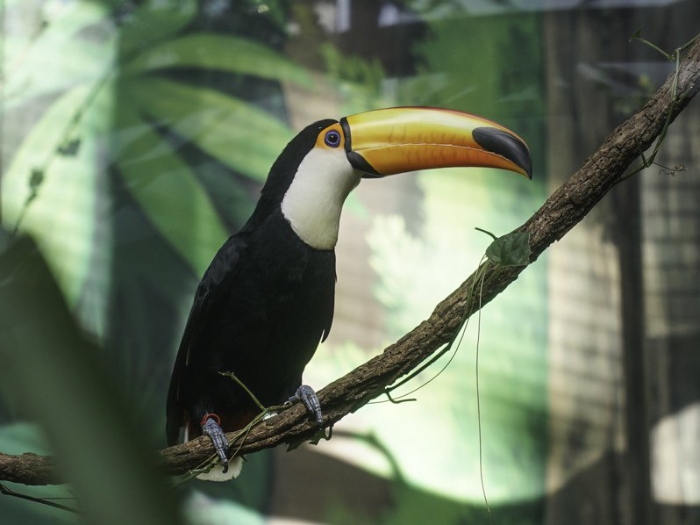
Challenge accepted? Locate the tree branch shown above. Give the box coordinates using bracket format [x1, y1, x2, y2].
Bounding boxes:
[3, 36, 700, 486]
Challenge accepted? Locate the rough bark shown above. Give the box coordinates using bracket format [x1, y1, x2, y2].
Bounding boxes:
[2, 36, 699, 487]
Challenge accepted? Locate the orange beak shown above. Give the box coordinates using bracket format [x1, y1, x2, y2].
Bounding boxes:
[341, 106, 532, 179]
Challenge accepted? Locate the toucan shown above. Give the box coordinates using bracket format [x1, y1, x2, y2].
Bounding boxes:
[165, 106, 532, 480]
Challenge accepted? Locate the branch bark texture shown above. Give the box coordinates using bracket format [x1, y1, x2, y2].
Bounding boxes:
[3, 37, 700, 486]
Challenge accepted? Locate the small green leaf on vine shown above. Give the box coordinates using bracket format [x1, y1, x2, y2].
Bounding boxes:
[476, 228, 531, 266]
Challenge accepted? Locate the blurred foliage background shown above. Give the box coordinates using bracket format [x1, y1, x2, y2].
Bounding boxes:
[1, 1, 699, 524]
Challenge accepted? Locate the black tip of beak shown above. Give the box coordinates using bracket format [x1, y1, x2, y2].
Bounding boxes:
[473, 127, 533, 179]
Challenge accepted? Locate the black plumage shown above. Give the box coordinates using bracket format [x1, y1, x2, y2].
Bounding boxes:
[166, 120, 337, 445]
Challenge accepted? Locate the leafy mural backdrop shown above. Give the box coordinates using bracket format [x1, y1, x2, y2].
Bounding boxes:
[3, 1, 547, 523]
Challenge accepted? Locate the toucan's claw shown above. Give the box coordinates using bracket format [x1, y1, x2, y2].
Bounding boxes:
[287, 384, 324, 426]
[201, 415, 229, 472]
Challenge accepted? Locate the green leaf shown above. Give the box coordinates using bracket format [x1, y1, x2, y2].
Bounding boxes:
[3, 85, 90, 214]
[122, 33, 311, 88]
[2, 83, 113, 306]
[113, 102, 230, 275]
[3, 2, 115, 107]
[484, 231, 531, 266]
[0, 235, 183, 525]
[118, 0, 197, 58]
[20, 138, 101, 305]
[125, 77, 292, 181]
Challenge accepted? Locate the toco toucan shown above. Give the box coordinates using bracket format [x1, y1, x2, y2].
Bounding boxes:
[165, 106, 532, 480]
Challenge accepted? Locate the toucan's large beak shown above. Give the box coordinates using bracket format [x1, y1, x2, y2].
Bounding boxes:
[341, 107, 532, 179]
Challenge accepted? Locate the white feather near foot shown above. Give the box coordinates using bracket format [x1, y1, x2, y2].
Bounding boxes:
[196, 456, 243, 482]
[183, 425, 244, 481]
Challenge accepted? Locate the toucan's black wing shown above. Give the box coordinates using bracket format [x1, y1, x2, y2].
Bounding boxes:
[165, 234, 246, 445]
[166, 214, 337, 445]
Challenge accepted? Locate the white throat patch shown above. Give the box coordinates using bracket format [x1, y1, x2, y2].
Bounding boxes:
[281, 148, 361, 250]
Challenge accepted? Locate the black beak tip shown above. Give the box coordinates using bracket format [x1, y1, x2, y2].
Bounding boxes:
[473, 127, 533, 179]
[521, 149, 534, 180]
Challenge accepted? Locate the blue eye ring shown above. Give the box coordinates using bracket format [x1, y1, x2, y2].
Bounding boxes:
[324, 130, 341, 148]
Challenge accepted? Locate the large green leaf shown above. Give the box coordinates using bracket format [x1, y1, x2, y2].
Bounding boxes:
[112, 101, 230, 275]
[3, 0, 200, 109]
[21, 140, 101, 307]
[118, 0, 197, 58]
[122, 33, 311, 88]
[3, 84, 90, 214]
[3, 2, 114, 108]
[126, 77, 292, 181]
[0, 235, 183, 525]
[2, 82, 114, 307]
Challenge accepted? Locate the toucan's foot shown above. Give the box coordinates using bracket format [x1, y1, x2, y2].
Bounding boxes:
[201, 413, 229, 472]
[287, 384, 323, 426]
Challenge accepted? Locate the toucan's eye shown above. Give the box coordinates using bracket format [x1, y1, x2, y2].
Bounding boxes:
[324, 130, 341, 148]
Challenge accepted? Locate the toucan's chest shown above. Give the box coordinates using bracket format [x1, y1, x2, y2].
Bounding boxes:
[238, 214, 337, 318]
[188, 213, 336, 395]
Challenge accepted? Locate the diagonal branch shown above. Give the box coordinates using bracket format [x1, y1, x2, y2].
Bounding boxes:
[3, 35, 700, 486]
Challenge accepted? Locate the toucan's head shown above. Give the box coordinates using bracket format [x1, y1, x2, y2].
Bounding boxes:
[257, 106, 532, 250]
